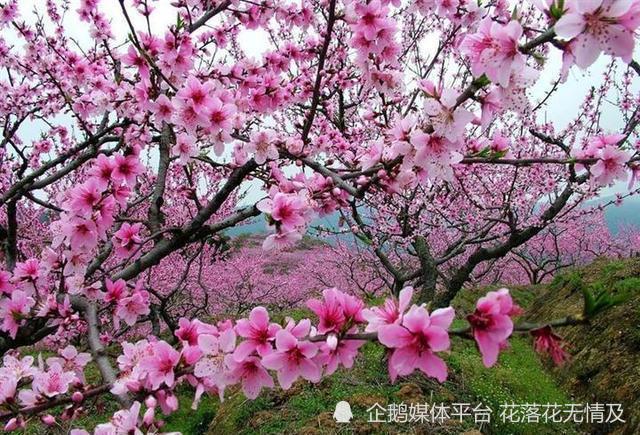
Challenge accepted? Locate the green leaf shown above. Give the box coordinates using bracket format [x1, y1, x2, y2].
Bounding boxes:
[582, 285, 630, 317]
[474, 74, 491, 88]
[581, 286, 596, 317]
[492, 149, 509, 159]
[176, 14, 184, 31]
[354, 232, 373, 246]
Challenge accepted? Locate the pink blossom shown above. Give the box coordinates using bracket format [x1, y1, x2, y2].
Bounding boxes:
[591, 145, 631, 186]
[176, 76, 213, 116]
[32, 363, 76, 398]
[175, 318, 219, 346]
[112, 154, 143, 186]
[0, 368, 17, 404]
[585, 133, 626, 154]
[150, 94, 173, 125]
[224, 355, 274, 399]
[116, 290, 151, 326]
[423, 88, 474, 141]
[96, 401, 143, 435]
[460, 18, 525, 87]
[2, 354, 35, 380]
[531, 326, 570, 366]
[490, 133, 512, 157]
[257, 192, 309, 231]
[467, 288, 518, 367]
[307, 288, 365, 335]
[174, 77, 214, 131]
[359, 139, 384, 170]
[116, 340, 153, 373]
[69, 179, 102, 216]
[206, 97, 236, 136]
[122, 45, 149, 80]
[260, 327, 321, 390]
[193, 328, 237, 396]
[104, 279, 127, 303]
[0, 1, 18, 25]
[112, 223, 143, 258]
[410, 131, 459, 168]
[480, 88, 502, 127]
[362, 286, 413, 332]
[316, 335, 365, 376]
[247, 130, 279, 164]
[61, 217, 99, 252]
[0, 271, 14, 295]
[378, 305, 454, 383]
[139, 341, 181, 389]
[555, 0, 638, 68]
[172, 133, 198, 165]
[47, 345, 91, 380]
[88, 155, 116, 191]
[352, 0, 393, 41]
[12, 259, 42, 290]
[0, 290, 36, 339]
[262, 229, 304, 250]
[233, 307, 281, 361]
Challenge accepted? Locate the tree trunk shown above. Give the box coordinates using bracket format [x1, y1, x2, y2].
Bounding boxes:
[414, 236, 438, 304]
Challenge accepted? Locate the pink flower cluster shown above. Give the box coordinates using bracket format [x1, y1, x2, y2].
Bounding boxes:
[0, 347, 87, 427]
[460, 18, 525, 87]
[113, 287, 519, 407]
[348, 0, 402, 93]
[573, 134, 632, 186]
[55, 154, 142, 270]
[554, 0, 640, 69]
[467, 288, 521, 367]
[106, 279, 151, 327]
[257, 190, 313, 249]
[0, 287, 528, 432]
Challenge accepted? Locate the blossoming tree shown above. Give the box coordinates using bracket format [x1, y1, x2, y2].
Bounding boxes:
[0, 0, 638, 432]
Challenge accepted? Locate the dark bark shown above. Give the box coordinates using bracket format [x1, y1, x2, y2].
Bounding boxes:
[4, 200, 18, 271]
[414, 235, 437, 304]
[433, 183, 576, 308]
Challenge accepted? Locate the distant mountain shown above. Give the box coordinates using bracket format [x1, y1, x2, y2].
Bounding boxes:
[225, 195, 640, 237]
[224, 212, 346, 238]
[589, 194, 640, 233]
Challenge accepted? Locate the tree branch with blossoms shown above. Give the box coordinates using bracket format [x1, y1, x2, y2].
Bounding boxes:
[0, 0, 639, 432]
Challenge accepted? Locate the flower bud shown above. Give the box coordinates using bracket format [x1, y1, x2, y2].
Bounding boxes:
[145, 395, 157, 409]
[165, 393, 178, 412]
[143, 407, 155, 426]
[72, 391, 84, 403]
[4, 418, 19, 431]
[41, 415, 56, 426]
[326, 334, 338, 351]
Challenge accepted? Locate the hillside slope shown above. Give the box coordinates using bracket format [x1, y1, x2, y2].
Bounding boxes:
[526, 257, 640, 435]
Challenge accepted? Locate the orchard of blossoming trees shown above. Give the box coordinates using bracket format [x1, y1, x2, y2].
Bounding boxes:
[0, 0, 639, 432]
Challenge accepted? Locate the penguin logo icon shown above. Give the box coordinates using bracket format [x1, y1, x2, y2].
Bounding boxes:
[333, 401, 353, 423]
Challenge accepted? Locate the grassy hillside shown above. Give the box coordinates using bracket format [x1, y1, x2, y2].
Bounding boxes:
[526, 257, 640, 435]
[20, 258, 639, 434]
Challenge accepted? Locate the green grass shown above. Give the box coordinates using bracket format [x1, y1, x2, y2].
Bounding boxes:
[446, 337, 576, 435]
[163, 389, 219, 435]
